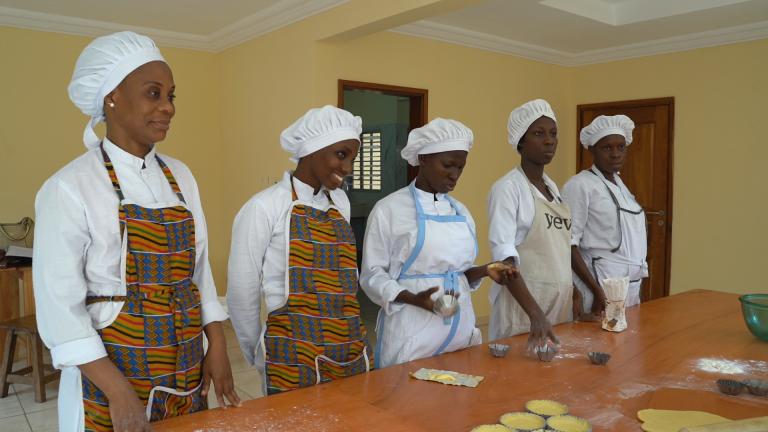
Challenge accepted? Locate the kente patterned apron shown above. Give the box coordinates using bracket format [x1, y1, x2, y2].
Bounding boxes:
[81, 147, 206, 431]
[264, 179, 370, 395]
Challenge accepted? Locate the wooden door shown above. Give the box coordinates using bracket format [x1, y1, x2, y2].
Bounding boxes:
[576, 98, 674, 301]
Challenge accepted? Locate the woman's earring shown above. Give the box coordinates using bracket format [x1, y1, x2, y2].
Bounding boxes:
[107, 101, 115, 108]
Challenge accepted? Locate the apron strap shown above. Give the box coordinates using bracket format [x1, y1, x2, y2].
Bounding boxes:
[100, 144, 188, 204]
[588, 168, 643, 253]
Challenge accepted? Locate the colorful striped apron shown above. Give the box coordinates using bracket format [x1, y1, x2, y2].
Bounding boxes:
[81, 147, 206, 431]
[264, 180, 370, 394]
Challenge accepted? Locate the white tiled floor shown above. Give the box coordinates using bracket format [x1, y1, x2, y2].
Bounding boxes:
[0, 321, 263, 432]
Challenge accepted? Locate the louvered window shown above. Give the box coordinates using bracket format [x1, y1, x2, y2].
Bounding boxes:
[350, 131, 382, 191]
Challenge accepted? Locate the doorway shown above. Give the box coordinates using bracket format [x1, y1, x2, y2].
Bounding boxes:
[338, 79, 427, 340]
[576, 98, 674, 302]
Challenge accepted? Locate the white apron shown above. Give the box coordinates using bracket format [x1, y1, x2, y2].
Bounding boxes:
[574, 168, 648, 310]
[489, 181, 573, 341]
[374, 183, 481, 368]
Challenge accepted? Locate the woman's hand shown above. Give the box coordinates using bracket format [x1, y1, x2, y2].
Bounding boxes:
[486, 261, 519, 284]
[108, 385, 150, 432]
[396, 287, 439, 313]
[202, 322, 242, 409]
[78, 357, 149, 431]
[526, 313, 559, 353]
[591, 289, 607, 316]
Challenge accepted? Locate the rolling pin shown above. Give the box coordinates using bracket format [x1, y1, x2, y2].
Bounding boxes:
[679, 416, 768, 432]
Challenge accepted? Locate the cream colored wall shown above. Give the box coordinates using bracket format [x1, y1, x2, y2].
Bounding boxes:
[3, 16, 765, 314]
[314, 32, 573, 316]
[216, 28, 572, 316]
[570, 39, 768, 296]
[0, 27, 227, 285]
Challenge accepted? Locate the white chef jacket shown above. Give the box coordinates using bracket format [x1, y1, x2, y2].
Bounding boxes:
[360, 185, 481, 315]
[33, 138, 226, 432]
[360, 185, 481, 367]
[562, 166, 644, 252]
[33, 138, 226, 370]
[226, 172, 351, 368]
[487, 167, 563, 263]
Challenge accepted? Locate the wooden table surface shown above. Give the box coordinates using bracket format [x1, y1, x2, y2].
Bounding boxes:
[156, 290, 768, 431]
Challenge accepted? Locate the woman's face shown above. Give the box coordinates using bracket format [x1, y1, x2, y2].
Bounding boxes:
[418, 150, 468, 194]
[306, 139, 360, 190]
[519, 116, 558, 166]
[106, 61, 176, 146]
[589, 134, 627, 174]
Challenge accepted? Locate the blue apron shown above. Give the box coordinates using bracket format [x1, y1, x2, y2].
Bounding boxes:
[375, 183, 478, 368]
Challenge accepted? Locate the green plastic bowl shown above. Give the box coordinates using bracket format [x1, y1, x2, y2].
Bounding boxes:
[739, 294, 768, 341]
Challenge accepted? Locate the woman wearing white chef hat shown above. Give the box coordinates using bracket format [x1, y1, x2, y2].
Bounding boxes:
[562, 115, 648, 313]
[487, 99, 587, 348]
[360, 118, 515, 368]
[227, 105, 372, 395]
[34, 31, 239, 432]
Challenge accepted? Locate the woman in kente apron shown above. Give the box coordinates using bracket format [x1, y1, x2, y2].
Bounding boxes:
[488, 99, 582, 348]
[361, 118, 514, 368]
[227, 106, 371, 395]
[563, 115, 648, 313]
[33, 32, 238, 432]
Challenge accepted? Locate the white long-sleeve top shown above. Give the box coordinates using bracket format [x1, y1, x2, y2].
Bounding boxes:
[562, 166, 643, 250]
[487, 167, 562, 262]
[226, 172, 351, 366]
[33, 138, 226, 370]
[360, 185, 480, 317]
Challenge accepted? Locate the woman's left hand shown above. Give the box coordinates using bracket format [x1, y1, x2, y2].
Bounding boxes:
[486, 261, 518, 284]
[201, 323, 242, 409]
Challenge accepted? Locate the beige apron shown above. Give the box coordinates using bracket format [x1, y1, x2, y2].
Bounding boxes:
[489, 181, 573, 340]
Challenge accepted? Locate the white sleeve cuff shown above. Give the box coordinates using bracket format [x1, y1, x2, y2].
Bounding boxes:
[382, 281, 407, 315]
[50, 335, 107, 369]
[491, 243, 519, 262]
[201, 299, 228, 326]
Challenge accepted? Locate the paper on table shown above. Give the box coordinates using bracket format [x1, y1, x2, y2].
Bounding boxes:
[410, 368, 484, 387]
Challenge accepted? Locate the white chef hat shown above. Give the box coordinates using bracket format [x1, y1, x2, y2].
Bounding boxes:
[401, 118, 473, 167]
[280, 105, 362, 163]
[579, 115, 635, 148]
[68, 31, 166, 149]
[507, 99, 557, 151]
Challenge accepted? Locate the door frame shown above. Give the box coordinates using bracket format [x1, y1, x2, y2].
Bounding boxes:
[338, 80, 428, 180]
[576, 97, 675, 298]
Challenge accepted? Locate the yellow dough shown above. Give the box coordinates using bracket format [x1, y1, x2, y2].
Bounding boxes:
[470, 425, 509, 432]
[487, 262, 508, 271]
[525, 400, 569, 417]
[431, 373, 456, 381]
[637, 409, 731, 432]
[546, 415, 591, 432]
[499, 412, 546, 430]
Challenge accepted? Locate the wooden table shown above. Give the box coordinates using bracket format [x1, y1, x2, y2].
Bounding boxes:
[156, 290, 768, 431]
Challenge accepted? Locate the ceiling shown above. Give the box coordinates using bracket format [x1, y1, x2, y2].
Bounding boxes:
[0, 0, 348, 51]
[1, 0, 767, 65]
[394, 0, 768, 65]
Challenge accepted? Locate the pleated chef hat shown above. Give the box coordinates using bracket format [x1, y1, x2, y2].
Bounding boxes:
[401, 118, 473, 167]
[68, 31, 165, 149]
[280, 105, 362, 163]
[579, 115, 635, 148]
[507, 99, 556, 151]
